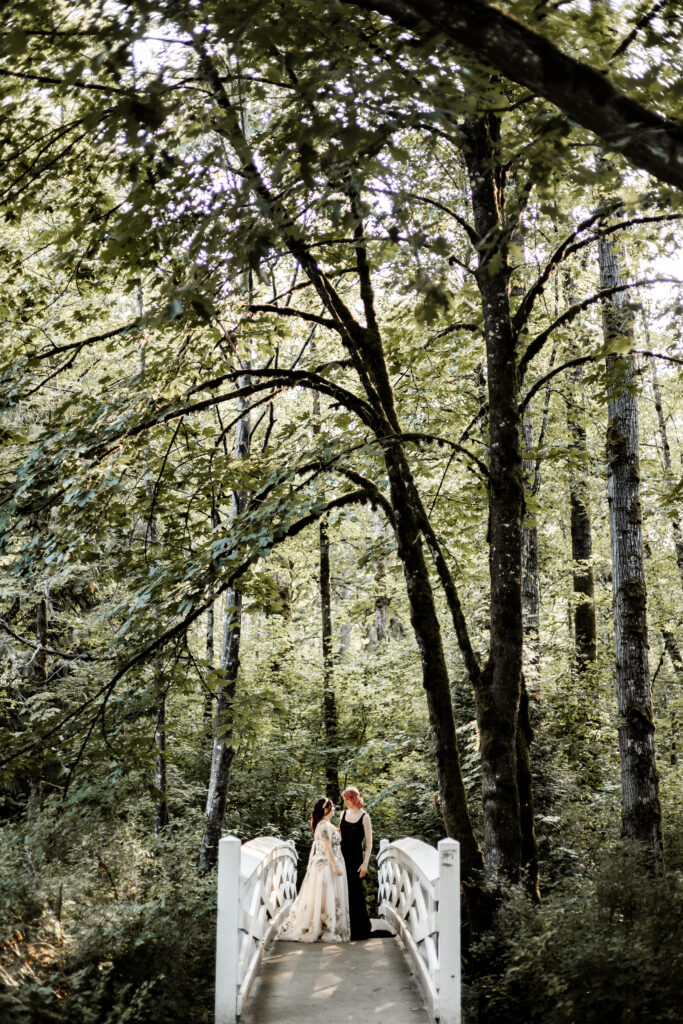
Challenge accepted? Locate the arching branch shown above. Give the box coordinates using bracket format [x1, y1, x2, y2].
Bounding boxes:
[0, 617, 103, 662]
[513, 209, 683, 335]
[1, 489, 377, 773]
[520, 354, 594, 412]
[398, 431, 489, 478]
[342, 0, 683, 192]
[249, 304, 345, 333]
[518, 278, 678, 380]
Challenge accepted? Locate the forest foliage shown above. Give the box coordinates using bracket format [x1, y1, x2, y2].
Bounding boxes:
[1, 0, 683, 1021]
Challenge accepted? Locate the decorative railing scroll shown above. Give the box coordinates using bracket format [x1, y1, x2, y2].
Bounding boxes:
[378, 837, 460, 1024]
[215, 835, 298, 1024]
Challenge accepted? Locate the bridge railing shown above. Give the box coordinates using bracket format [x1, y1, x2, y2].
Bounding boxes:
[378, 836, 461, 1024]
[215, 835, 298, 1024]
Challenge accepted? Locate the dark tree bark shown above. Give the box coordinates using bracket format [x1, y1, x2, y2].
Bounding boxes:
[154, 697, 169, 831]
[312, 351, 341, 801]
[384, 444, 484, 884]
[373, 513, 390, 644]
[204, 601, 215, 732]
[563, 274, 598, 671]
[568, 410, 598, 669]
[462, 113, 539, 890]
[198, 379, 251, 873]
[661, 630, 681, 767]
[600, 235, 663, 865]
[319, 513, 341, 803]
[344, 0, 683, 192]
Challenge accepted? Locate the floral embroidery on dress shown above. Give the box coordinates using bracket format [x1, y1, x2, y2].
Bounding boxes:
[278, 820, 350, 943]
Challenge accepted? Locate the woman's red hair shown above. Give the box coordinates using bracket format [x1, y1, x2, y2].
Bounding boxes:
[342, 786, 363, 809]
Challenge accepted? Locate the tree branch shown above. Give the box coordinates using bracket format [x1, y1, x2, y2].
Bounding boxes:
[342, 0, 683, 191]
[0, 617, 102, 662]
[249, 304, 345, 333]
[518, 278, 678, 380]
[398, 431, 489, 478]
[513, 208, 683, 335]
[519, 354, 594, 412]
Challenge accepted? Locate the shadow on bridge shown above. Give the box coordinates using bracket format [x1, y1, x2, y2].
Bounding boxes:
[241, 934, 430, 1024]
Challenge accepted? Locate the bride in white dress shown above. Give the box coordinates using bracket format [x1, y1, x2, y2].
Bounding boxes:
[279, 797, 350, 943]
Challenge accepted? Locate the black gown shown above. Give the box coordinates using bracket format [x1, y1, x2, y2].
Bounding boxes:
[340, 810, 372, 940]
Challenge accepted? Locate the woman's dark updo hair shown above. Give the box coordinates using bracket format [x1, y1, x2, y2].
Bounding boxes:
[311, 797, 333, 833]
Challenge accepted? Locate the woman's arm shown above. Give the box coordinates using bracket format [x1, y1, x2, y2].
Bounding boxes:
[360, 813, 373, 877]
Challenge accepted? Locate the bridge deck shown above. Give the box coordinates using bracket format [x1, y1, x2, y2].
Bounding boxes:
[241, 935, 431, 1024]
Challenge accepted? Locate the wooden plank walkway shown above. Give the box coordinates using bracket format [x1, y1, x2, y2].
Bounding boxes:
[241, 935, 431, 1024]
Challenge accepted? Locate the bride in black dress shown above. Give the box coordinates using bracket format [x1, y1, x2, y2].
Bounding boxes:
[339, 786, 373, 940]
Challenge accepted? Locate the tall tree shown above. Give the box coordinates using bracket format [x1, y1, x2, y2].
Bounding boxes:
[461, 112, 538, 891]
[313, 379, 341, 803]
[564, 272, 598, 672]
[599, 233, 663, 864]
[650, 355, 683, 579]
[198, 367, 252, 873]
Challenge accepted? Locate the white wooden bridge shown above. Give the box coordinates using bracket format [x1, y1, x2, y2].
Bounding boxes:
[215, 833, 461, 1024]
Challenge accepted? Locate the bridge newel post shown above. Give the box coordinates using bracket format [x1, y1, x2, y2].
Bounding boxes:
[215, 836, 241, 1024]
[437, 838, 461, 1024]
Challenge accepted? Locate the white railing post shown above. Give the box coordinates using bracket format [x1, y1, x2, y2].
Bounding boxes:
[436, 838, 461, 1024]
[215, 836, 241, 1024]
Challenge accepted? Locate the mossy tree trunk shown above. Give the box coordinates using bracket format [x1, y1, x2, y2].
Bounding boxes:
[522, 413, 540, 682]
[599, 235, 663, 865]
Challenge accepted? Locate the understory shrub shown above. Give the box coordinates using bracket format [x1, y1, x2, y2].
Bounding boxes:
[0, 818, 215, 1024]
[467, 845, 683, 1024]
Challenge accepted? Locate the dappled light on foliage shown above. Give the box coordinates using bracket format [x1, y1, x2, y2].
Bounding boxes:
[1, 0, 682, 1021]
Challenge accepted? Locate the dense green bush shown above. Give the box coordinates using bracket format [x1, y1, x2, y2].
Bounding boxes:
[0, 813, 215, 1024]
[467, 845, 683, 1024]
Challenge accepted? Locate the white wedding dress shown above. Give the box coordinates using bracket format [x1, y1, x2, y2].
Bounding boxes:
[279, 820, 351, 942]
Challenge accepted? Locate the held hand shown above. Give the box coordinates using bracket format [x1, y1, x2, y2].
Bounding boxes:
[337, 869, 343, 876]
[358, 865, 367, 878]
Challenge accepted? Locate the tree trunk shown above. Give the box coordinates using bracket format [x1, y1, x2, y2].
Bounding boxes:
[137, 284, 169, 831]
[204, 601, 215, 730]
[155, 696, 169, 831]
[662, 630, 681, 766]
[463, 113, 538, 888]
[383, 442, 484, 890]
[374, 513, 390, 644]
[312, 349, 341, 801]
[27, 588, 48, 815]
[198, 378, 251, 873]
[562, 269, 598, 670]
[568, 421, 597, 669]
[600, 234, 663, 864]
[650, 356, 683, 579]
[522, 413, 541, 680]
[319, 513, 341, 803]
